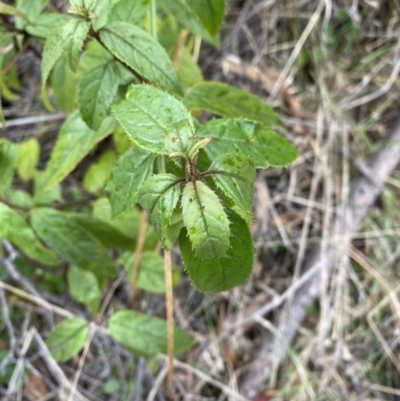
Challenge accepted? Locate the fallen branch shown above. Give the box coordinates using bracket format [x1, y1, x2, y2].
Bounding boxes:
[240, 116, 400, 398]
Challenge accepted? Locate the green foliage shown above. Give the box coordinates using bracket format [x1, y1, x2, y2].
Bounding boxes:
[0, 0, 298, 362]
[109, 310, 194, 356]
[46, 317, 89, 362]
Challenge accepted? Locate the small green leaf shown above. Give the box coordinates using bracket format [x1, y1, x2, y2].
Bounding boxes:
[31, 208, 116, 279]
[120, 252, 180, 293]
[68, 265, 101, 314]
[5, 189, 34, 209]
[108, 0, 149, 26]
[33, 171, 63, 205]
[0, 202, 58, 266]
[163, 209, 184, 250]
[61, 19, 91, 72]
[99, 22, 181, 93]
[78, 61, 120, 130]
[182, 181, 230, 259]
[16, 138, 40, 181]
[70, 0, 98, 11]
[91, 0, 113, 31]
[83, 150, 117, 193]
[15, 0, 49, 28]
[184, 82, 282, 128]
[112, 84, 194, 155]
[180, 209, 254, 292]
[197, 118, 298, 168]
[106, 146, 154, 218]
[177, 47, 203, 87]
[138, 174, 181, 248]
[208, 152, 256, 217]
[69, 213, 134, 251]
[186, 0, 225, 38]
[46, 317, 89, 362]
[41, 24, 65, 110]
[43, 111, 116, 190]
[109, 310, 194, 356]
[79, 40, 113, 72]
[51, 55, 78, 112]
[0, 2, 29, 21]
[0, 140, 19, 196]
[26, 13, 68, 38]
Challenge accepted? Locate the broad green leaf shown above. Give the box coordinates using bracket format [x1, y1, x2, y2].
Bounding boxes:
[33, 171, 63, 205]
[69, 213, 134, 251]
[15, 0, 49, 29]
[99, 22, 181, 93]
[106, 147, 154, 218]
[180, 209, 254, 292]
[46, 317, 89, 362]
[120, 251, 180, 293]
[51, 56, 77, 112]
[61, 19, 91, 72]
[177, 47, 203, 87]
[0, 140, 19, 196]
[68, 265, 101, 314]
[186, 0, 225, 38]
[26, 13, 69, 38]
[78, 61, 120, 130]
[83, 150, 117, 193]
[208, 152, 256, 217]
[41, 24, 65, 110]
[91, 0, 113, 31]
[43, 112, 116, 190]
[16, 138, 40, 181]
[0, 202, 58, 266]
[138, 174, 182, 248]
[181, 181, 230, 259]
[108, 0, 149, 26]
[197, 118, 298, 168]
[157, 0, 218, 46]
[0, 2, 29, 21]
[184, 82, 282, 128]
[109, 310, 194, 356]
[112, 84, 194, 155]
[163, 209, 184, 250]
[31, 208, 116, 279]
[5, 189, 34, 209]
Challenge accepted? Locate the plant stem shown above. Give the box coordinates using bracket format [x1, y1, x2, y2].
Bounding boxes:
[130, 210, 148, 309]
[150, 0, 157, 40]
[164, 249, 174, 397]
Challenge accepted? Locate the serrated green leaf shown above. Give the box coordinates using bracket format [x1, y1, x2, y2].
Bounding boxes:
[184, 82, 282, 127]
[51, 55, 77, 112]
[157, 0, 218, 46]
[69, 213, 134, 250]
[186, 0, 225, 38]
[0, 2, 29, 21]
[112, 84, 194, 155]
[31, 208, 116, 279]
[138, 174, 181, 248]
[79, 61, 120, 130]
[43, 111, 116, 190]
[15, 0, 49, 29]
[41, 24, 65, 110]
[180, 209, 253, 292]
[83, 150, 117, 193]
[68, 265, 101, 314]
[208, 152, 256, 217]
[33, 171, 63, 205]
[16, 138, 40, 182]
[182, 181, 229, 259]
[99, 22, 181, 93]
[46, 317, 89, 362]
[109, 310, 194, 356]
[0, 202, 58, 266]
[106, 146, 154, 218]
[120, 251, 180, 293]
[0, 140, 19, 196]
[197, 118, 298, 168]
[61, 19, 90, 72]
[26, 13, 69, 38]
[108, 0, 149, 26]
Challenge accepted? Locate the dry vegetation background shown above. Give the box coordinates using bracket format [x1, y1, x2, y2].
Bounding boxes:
[2, 0, 400, 400]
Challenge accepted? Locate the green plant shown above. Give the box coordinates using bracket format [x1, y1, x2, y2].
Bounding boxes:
[0, 0, 297, 394]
